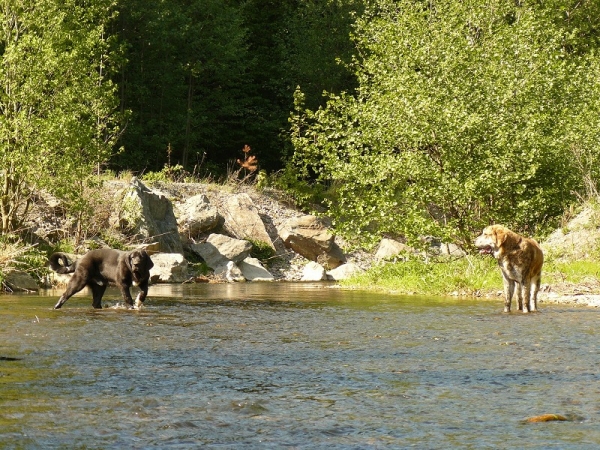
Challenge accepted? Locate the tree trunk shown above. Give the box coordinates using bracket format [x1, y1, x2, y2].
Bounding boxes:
[183, 72, 194, 168]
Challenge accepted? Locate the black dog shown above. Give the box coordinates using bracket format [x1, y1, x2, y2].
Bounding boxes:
[49, 249, 154, 309]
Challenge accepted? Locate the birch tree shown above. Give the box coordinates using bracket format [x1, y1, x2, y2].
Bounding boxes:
[0, 0, 121, 234]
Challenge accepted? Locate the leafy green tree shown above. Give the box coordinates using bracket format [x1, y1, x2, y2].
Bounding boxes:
[0, 0, 121, 235]
[290, 0, 599, 247]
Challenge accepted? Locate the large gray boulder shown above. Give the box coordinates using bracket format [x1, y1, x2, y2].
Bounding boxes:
[176, 194, 220, 238]
[278, 215, 346, 269]
[220, 193, 275, 250]
[149, 253, 189, 283]
[111, 178, 183, 253]
[190, 233, 252, 270]
[238, 257, 274, 282]
[3, 270, 39, 292]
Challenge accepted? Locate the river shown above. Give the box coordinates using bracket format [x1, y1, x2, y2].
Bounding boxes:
[1, 282, 599, 448]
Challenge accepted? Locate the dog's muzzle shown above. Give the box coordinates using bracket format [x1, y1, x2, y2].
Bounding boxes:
[477, 245, 493, 255]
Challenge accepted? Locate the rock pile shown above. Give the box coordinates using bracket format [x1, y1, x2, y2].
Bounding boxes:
[39, 178, 386, 288]
[8, 178, 473, 292]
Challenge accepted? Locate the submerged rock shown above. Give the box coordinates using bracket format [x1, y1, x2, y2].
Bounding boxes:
[524, 414, 568, 423]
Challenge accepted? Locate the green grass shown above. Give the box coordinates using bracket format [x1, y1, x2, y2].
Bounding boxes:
[342, 256, 503, 296]
[544, 259, 600, 285]
[343, 255, 600, 297]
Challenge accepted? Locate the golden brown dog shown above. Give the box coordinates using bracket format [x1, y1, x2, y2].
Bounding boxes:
[475, 225, 543, 313]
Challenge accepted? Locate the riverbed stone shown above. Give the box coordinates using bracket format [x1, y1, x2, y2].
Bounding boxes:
[149, 253, 188, 283]
[238, 257, 274, 282]
[215, 260, 246, 282]
[301, 261, 327, 281]
[375, 238, 413, 260]
[111, 178, 183, 253]
[190, 233, 252, 270]
[327, 263, 363, 281]
[3, 270, 39, 292]
[278, 215, 346, 269]
[176, 194, 220, 238]
[220, 193, 275, 250]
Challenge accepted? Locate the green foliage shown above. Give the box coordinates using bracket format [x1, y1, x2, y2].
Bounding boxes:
[289, 0, 600, 246]
[344, 255, 600, 298]
[48, 239, 77, 255]
[249, 239, 276, 263]
[545, 260, 600, 284]
[0, 0, 122, 234]
[113, 0, 360, 174]
[269, 164, 327, 211]
[184, 250, 211, 276]
[142, 165, 187, 184]
[115, 0, 252, 172]
[0, 235, 50, 283]
[13, 247, 50, 282]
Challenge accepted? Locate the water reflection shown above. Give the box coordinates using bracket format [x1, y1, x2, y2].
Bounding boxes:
[1, 283, 599, 448]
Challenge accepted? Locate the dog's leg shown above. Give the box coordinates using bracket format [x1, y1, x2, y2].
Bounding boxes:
[521, 276, 532, 313]
[119, 284, 134, 307]
[90, 283, 107, 309]
[54, 294, 69, 310]
[54, 276, 88, 309]
[516, 283, 523, 311]
[529, 275, 540, 312]
[503, 276, 514, 313]
[134, 281, 149, 308]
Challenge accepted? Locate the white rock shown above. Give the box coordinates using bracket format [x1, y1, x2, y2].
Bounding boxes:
[238, 257, 274, 282]
[149, 253, 188, 283]
[327, 263, 363, 281]
[301, 261, 326, 281]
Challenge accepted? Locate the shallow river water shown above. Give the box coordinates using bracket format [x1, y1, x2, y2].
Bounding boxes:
[1, 282, 599, 449]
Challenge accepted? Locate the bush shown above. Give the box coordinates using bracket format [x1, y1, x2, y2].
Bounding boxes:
[249, 239, 276, 264]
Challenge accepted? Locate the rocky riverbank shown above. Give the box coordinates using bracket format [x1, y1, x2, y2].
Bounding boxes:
[4, 178, 600, 308]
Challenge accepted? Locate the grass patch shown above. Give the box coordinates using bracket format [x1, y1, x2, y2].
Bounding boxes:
[343, 255, 600, 297]
[543, 259, 600, 285]
[342, 256, 503, 296]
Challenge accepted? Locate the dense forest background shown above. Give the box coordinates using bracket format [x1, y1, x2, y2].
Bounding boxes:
[113, 0, 361, 173]
[1, 0, 600, 247]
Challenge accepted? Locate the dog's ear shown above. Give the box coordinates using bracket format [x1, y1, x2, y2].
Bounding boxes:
[126, 252, 135, 271]
[142, 250, 154, 269]
[493, 226, 507, 246]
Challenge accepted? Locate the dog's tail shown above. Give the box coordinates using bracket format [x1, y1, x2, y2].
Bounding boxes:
[48, 253, 76, 274]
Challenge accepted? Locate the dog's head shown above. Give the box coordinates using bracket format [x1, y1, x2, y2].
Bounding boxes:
[128, 249, 154, 280]
[474, 225, 509, 256]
